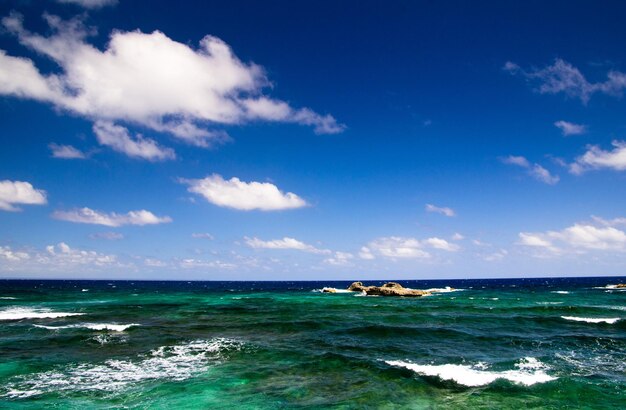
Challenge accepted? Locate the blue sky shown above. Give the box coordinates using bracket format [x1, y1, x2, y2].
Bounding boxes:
[2, 0, 626, 280]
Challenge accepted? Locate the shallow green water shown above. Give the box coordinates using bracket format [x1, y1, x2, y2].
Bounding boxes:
[0, 278, 625, 409]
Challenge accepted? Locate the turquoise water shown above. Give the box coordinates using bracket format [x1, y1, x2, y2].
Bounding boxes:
[0, 278, 625, 409]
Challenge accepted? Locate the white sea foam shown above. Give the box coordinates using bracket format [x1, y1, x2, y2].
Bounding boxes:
[561, 316, 620, 324]
[424, 286, 464, 293]
[313, 287, 354, 293]
[34, 323, 140, 332]
[0, 296, 17, 300]
[386, 357, 556, 387]
[3, 338, 243, 398]
[551, 291, 570, 294]
[0, 307, 84, 321]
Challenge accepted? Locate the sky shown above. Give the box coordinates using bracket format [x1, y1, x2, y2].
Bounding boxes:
[2, 0, 626, 280]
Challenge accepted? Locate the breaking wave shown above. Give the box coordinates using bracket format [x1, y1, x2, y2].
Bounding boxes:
[386, 357, 556, 387]
[3, 338, 243, 399]
[0, 307, 84, 321]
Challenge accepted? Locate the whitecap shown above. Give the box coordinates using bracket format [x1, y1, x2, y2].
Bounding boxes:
[3, 338, 243, 398]
[561, 316, 620, 324]
[0, 297, 17, 300]
[81, 289, 89, 292]
[0, 307, 84, 321]
[34, 323, 140, 332]
[386, 357, 556, 387]
[424, 287, 464, 293]
[551, 291, 570, 294]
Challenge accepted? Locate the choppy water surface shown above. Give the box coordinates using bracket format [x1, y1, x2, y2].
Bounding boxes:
[1, 277, 625, 409]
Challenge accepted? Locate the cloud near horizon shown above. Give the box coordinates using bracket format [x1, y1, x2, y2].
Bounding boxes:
[52, 207, 172, 227]
[364, 236, 459, 260]
[182, 174, 308, 211]
[0, 180, 47, 211]
[0, 13, 344, 154]
[245, 237, 330, 254]
[519, 218, 626, 255]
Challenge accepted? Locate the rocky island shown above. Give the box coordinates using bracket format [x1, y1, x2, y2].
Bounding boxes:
[347, 281, 431, 297]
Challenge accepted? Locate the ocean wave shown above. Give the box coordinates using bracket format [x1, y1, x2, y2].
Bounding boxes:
[386, 357, 556, 387]
[3, 338, 243, 399]
[561, 316, 620, 324]
[551, 291, 570, 294]
[0, 296, 17, 300]
[424, 287, 464, 293]
[0, 307, 84, 321]
[312, 288, 354, 293]
[33, 323, 140, 332]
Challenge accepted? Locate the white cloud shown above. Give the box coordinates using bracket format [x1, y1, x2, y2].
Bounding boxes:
[89, 232, 124, 240]
[52, 207, 172, 227]
[570, 140, 626, 174]
[179, 258, 236, 269]
[519, 220, 626, 254]
[0, 180, 47, 211]
[502, 155, 559, 184]
[1, 242, 117, 272]
[93, 121, 176, 161]
[554, 120, 587, 136]
[367, 237, 430, 259]
[451, 233, 464, 241]
[423, 237, 460, 252]
[358, 246, 375, 260]
[425, 203, 456, 217]
[182, 174, 307, 211]
[504, 59, 626, 104]
[591, 215, 626, 227]
[364, 236, 460, 260]
[245, 237, 330, 254]
[0, 246, 30, 261]
[49, 143, 87, 159]
[192, 233, 214, 240]
[57, 0, 118, 9]
[324, 251, 354, 266]
[502, 155, 530, 167]
[0, 13, 344, 148]
[482, 249, 508, 262]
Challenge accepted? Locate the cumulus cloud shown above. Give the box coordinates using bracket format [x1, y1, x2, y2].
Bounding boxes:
[519, 219, 626, 255]
[245, 237, 330, 254]
[365, 236, 459, 259]
[358, 246, 375, 260]
[451, 233, 465, 241]
[324, 251, 354, 266]
[0, 13, 344, 150]
[504, 59, 626, 104]
[182, 174, 307, 211]
[1, 242, 117, 272]
[57, 0, 118, 9]
[502, 155, 559, 184]
[52, 207, 172, 227]
[425, 203, 456, 217]
[93, 121, 176, 161]
[554, 120, 587, 136]
[570, 140, 626, 174]
[49, 143, 87, 159]
[0, 180, 47, 211]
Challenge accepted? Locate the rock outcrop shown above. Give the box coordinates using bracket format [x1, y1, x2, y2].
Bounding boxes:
[615, 284, 626, 289]
[347, 281, 430, 297]
[321, 287, 337, 293]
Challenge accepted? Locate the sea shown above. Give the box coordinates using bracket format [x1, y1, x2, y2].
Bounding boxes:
[0, 277, 625, 409]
